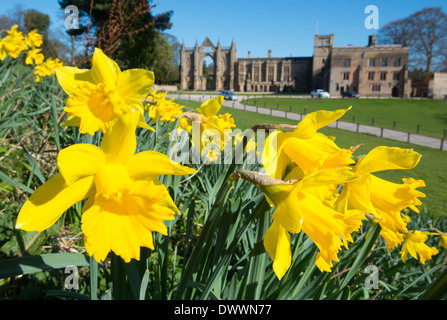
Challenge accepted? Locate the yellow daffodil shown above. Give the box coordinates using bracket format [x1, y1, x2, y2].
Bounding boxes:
[179, 96, 236, 154]
[236, 169, 363, 279]
[25, 29, 43, 48]
[335, 146, 425, 249]
[56, 48, 154, 135]
[147, 89, 183, 124]
[0, 25, 27, 60]
[34, 57, 64, 79]
[25, 48, 44, 65]
[400, 230, 439, 264]
[439, 233, 447, 250]
[218, 113, 236, 129]
[204, 149, 220, 163]
[262, 107, 354, 180]
[16, 110, 196, 263]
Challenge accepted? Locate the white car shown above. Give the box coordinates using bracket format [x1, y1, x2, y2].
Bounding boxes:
[310, 89, 330, 98]
[220, 90, 238, 101]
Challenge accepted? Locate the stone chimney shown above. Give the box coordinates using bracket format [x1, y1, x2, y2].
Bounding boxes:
[248, 51, 251, 58]
[268, 50, 272, 58]
[368, 35, 376, 47]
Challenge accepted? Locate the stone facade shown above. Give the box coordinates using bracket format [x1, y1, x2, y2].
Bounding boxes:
[180, 34, 411, 97]
[429, 72, 447, 99]
[328, 35, 411, 98]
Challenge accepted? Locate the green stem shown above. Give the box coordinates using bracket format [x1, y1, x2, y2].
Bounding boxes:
[111, 252, 127, 300]
[90, 256, 98, 300]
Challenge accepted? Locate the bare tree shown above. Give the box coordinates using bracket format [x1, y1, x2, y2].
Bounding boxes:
[378, 7, 447, 72]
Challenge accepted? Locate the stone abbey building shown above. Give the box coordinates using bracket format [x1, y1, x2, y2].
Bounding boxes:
[180, 34, 411, 98]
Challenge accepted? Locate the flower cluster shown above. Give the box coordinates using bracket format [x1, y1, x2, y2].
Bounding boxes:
[0, 25, 64, 82]
[34, 57, 64, 82]
[236, 107, 444, 279]
[0, 25, 28, 60]
[16, 48, 196, 263]
[146, 89, 184, 124]
[177, 96, 237, 159]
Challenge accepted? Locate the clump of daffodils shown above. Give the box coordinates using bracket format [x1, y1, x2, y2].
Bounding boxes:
[0, 25, 64, 82]
[234, 107, 443, 279]
[0, 25, 28, 60]
[34, 57, 64, 82]
[146, 89, 184, 124]
[177, 96, 237, 159]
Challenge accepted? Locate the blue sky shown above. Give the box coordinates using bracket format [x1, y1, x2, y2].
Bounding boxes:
[1, 0, 446, 58]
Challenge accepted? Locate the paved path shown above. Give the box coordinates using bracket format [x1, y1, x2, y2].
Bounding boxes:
[169, 93, 447, 151]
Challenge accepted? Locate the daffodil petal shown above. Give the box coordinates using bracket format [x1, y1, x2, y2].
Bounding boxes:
[261, 182, 303, 233]
[101, 110, 139, 164]
[338, 175, 378, 215]
[262, 130, 292, 179]
[293, 108, 350, 139]
[264, 220, 292, 280]
[16, 174, 93, 231]
[55, 66, 93, 96]
[57, 144, 105, 185]
[117, 69, 154, 101]
[126, 150, 196, 180]
[61, 115, 81, 128]
[137, 111, 155, 131]
[90, 48, 120, 86]
[197, 96, 223, 117]
[355, 146, 422, 175]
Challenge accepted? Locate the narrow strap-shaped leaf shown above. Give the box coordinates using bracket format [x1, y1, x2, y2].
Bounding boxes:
[339, 223, 382, 290]
[0, 253, 90, 279]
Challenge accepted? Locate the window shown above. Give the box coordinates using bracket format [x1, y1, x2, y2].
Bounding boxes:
[372, 84, 381, 92]
[380, 72, 387, 80]
[369, 58, 376, 67]
[394, 58, 401, 66]
[368, 72, 375, 80]
[344, 58, 351, 67]
[343, 72, 350, 80]
[284, 67, 290, 81]
[381, 58, 388, 67]
[268, 66, 274, 81]
[253, 67, 259, 82]
[393, 72, 400, 81]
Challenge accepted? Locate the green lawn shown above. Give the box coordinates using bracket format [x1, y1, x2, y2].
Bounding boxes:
[175, 98, 447, 218]
[241, 97, 447, 139]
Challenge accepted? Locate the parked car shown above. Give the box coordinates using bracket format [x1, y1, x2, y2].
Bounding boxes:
[220, 90, 239, 101]
[310, 89, 330, 98]
[341, 91, 360, 98]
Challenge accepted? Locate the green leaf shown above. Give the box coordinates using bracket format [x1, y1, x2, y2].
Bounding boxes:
[139, 269, 150, 300]
[339, 223, 382, 289]
[0, 253, 91, 279]
[0, 169, 34, 194]
[418, 266, 447, 300]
